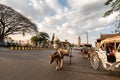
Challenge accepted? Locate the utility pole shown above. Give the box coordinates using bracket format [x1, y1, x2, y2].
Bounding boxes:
[84, 31, 88, 44]
[86, 32, 88, 44]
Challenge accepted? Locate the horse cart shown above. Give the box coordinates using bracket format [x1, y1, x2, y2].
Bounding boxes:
[49, 41, 73, 71]
[81, 44, 93, 60]
[90, 35, 120, 71]
[57, 41, 73, 64]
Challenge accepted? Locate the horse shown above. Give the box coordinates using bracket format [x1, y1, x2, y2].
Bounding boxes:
[49, 48, 71, 71]
[82, 47, 94, 60]
[49, 51, 64, 71]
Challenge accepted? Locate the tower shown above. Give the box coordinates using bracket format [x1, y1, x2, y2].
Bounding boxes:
[78, 36, 81, 47]
[51, 33, 55, 45]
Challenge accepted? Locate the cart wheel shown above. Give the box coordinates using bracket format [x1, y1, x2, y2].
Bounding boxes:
[90, 52, 101, 70]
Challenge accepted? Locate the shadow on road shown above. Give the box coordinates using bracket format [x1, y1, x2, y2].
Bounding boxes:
[58, 60, 120, 78]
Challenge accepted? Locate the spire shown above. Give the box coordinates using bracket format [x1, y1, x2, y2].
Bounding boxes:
[51, 33, 55, 44]
[78, 36, 81, 47]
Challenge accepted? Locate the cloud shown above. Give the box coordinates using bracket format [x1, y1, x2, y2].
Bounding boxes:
[99, 12, 118, 24]
[0, 0, 117, 46]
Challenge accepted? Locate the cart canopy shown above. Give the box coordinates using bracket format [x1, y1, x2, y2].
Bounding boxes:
[100, 35, 120, 47]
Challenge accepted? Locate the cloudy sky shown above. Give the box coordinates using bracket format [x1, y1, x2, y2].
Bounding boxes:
[0, 0, 119, 46]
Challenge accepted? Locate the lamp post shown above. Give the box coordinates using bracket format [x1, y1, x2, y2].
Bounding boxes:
[84, 31, 88, 44]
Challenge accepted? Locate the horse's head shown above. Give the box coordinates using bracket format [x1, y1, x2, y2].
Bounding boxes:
[49, 54, 54, 64]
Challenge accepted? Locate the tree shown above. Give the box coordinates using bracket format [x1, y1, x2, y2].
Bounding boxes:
[30, 32, 50, 47]
[38, 32, 50, 44]
[30, 36, 39, 46]
[0, 4, 38, 45]
[104, 0, 120, 33]
[104, 0, 120, 17]
[55, 38, 60, 46]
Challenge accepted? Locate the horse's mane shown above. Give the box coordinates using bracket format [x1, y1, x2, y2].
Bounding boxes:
[53, 52, 58, 56]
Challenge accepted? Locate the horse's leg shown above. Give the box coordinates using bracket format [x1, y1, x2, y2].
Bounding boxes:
[57, 59, 61, 69]
[88, 53, 90, 60]
[56, 60, 62, 71]
[82, 50, 85, 58]
[87, 50, 91, 60]
[55, 60, 59, 71]
[60, 59, 63, 68]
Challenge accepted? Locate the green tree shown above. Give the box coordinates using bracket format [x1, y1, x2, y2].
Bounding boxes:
[104, 0, 120, 33]
[0, 4, 38, 45]
[54, 37, 61, 48]
[30, 36, 39, 46]
[104, 0, 120, 17]
[38, 32, 50, 44]
[55, 38, 60, 45]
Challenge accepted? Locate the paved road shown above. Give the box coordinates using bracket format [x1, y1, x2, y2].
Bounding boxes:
[0, 49, 120, 80]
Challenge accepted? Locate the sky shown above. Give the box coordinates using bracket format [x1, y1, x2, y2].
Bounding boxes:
[0, 0, 119, 46]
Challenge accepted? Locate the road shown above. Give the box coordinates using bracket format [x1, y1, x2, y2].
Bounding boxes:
[0, 49, 120, 80]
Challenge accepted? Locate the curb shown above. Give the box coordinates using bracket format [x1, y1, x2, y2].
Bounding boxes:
[9, 46, 55, 50]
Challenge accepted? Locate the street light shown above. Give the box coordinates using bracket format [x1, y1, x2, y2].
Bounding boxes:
[83, 31, 88, 44]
